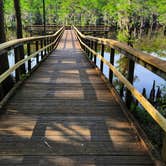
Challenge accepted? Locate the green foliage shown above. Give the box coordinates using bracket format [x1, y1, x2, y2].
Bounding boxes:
[3, 0, 166, 28]
[134, 33, 166, 57]
[130, 84, 166, 151]
[3, 0, 166, 43]
[131, 103, 165, 150]
[156, 0, 166, 25]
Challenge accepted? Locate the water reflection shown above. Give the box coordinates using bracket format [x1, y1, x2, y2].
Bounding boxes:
[134, 35, 166, 60]
[96, 52, 165, 98]
[8, 49, 41, 78]
[6, 29, 166, 98]
[107, 31, 166, 61]
[8, 50, 15, 77]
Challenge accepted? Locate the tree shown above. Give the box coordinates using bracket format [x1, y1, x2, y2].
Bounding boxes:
[13, 0, 26, 74]
[34, 8, 42, 25]
[0, 0, 14, 100]
[156, 0, 166, 35]
[2, 0, 166, 36]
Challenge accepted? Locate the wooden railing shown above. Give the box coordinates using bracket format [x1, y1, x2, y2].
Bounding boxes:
[25, 25, 62, 33]
[0, 26, 64, 107]
[25, 25, 110, 36]
[76, 25, 110, 32]
[25, 25, 72, 34]
[73, 26, 166, 162]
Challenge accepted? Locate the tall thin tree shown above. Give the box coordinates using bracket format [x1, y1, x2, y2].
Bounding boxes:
[43, 0, 46, 35]
[0, 0, 14, 100]
[13, 0, 26, 74]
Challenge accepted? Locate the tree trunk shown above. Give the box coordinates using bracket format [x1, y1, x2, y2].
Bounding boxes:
[14, 0, 26, 74]
[14, 0, 23, 38]
[139, 17, 144, 38]
[0, 0, 14, 100]
[164, 25, 166, 36]
[43, 0, 46, 35]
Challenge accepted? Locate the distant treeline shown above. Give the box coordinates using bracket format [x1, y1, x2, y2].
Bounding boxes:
[4, 0, 166, 33]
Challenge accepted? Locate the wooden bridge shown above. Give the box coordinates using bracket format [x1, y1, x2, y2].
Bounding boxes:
[0, 26, 166, 165]
[26, 25, 110, 36]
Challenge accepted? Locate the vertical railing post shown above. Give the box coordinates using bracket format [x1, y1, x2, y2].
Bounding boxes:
[87, 40, 90, 58]
[27, 42, 31, 73]
[51, 37, 54, 51]
[162, 133, 166, 162]
[48, 38, 50, 53]
[94, 41, 97, 65]
[125, 58, 135, 108]
[47, 38, 49, 54]
[44, 39, 46, 56]
[36, 40, 39, 64]
[100, 44, 104, 72]
[50, 37, 53, 52]
[57, 34, 60, 48]
[90, 41, 93, 61]
[83, 38, 85, 51]
[81, 37, 84, 50]
[14, 47, 21, 82]
[80, 37, 84, 50]
[51, 38, 53, 51]
[87, 40, 89, 54]
[0, 84, 4, 100]
[49, 38, 51, 53]
[54, 35, 57, 49]
[120, 83, 124, 98]
[109, 48, 115, 83]
[40, 40, 43, 59]
[83, 38, 85, 52]
[85, 39, 88, 53]
[52, 37, 55, 51]
[53, 35, 55, 47]
[56, 34, 60, 48]
[57, 33, 61, 48]
[84, 39, 87, 53]
[46, 38, 48, 54]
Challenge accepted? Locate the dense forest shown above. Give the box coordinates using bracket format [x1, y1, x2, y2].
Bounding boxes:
[4, 0, 166, 33]
[1, 0, 165, 50]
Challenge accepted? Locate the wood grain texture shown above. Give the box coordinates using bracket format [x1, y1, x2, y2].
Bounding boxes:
[75, 27, 166, 133]
[0, 30, 154, 166]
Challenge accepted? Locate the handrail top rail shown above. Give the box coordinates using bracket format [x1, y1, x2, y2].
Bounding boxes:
[0, 26, 64, 85]
[26, 25, 109, 27]
[73, 26, 166, 133]
[26, 24, 62, 27]
[76, 25, 110, 27]
[0, 26, 64, 53]
[74, 26, 166, 74]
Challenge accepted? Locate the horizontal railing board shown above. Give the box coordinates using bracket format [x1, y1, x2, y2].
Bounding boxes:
[74, 26, 166, 79]
[0, 27, 64, 53]
[74, 26, 166, 133]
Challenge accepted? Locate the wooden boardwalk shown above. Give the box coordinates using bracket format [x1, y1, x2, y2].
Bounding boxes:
[0, 30, 154, 166]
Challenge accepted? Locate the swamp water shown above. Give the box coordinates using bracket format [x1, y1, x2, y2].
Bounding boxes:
[7, 29, 166, 99]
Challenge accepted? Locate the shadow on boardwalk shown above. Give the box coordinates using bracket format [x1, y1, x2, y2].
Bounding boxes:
[0, 30, 153, 166]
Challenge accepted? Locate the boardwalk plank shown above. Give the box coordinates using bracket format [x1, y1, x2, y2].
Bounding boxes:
[0, 30, 154, 165]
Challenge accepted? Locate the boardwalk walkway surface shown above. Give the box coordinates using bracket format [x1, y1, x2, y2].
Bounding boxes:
[0, 30, 154, 166]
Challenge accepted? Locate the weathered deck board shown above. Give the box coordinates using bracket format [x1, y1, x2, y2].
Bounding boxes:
[0, 30, 154, 166]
